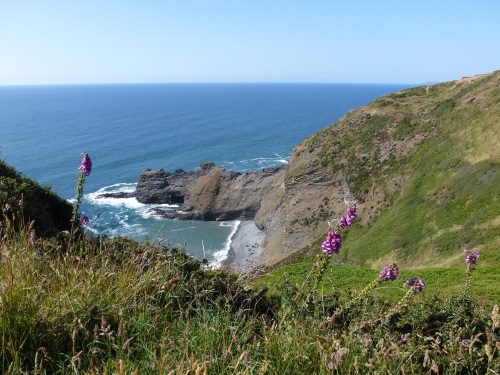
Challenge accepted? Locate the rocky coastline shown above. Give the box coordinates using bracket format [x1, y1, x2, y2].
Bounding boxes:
[96, 162, 285, 272]
[94, 72, 500, 273]
[98, 161, 285, 222]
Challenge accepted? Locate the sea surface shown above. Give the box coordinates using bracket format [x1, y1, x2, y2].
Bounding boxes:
[0, 83, 412, 264]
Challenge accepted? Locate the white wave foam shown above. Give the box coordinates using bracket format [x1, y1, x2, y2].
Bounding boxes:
[85, 183, 179, 217]
[90, 195, 145, 209]
[85, 183, 141, 209]
[166, 226, 197, 232]
[219, 221, 235, 227]
[140, 205, 180, 220]
[222, 154, 289, 172]
[100, 182, 137, 193]
[211, 220, 241, 268]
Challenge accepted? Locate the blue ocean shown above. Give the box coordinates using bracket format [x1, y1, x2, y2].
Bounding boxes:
[0, 83, 412, 263]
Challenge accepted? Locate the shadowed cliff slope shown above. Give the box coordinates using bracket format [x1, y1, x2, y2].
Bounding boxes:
[0, 160, 73, 235]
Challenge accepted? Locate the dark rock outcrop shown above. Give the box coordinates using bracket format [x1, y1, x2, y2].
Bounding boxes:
[133, 162, 286, 221]
[96, 192, 135, 199]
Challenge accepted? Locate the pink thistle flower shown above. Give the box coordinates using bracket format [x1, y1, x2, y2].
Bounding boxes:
[406, 277, 426, 292]
[379, 263, 399, 281]
[79, 152, 92, 176]
[463, 249, 479, 265]
[321, 230, 342, 256]
[340, 203, 358, 228]
[81, 216, 89, 226]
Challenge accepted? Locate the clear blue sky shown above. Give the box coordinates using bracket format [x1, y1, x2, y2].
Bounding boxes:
[0, 0, 498, 85]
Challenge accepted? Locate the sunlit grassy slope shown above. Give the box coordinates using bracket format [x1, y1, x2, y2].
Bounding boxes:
[284, 71, 499, 270]
[254, 262, 500, 306]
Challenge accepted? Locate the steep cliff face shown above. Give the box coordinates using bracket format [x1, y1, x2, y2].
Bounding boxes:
[257, 71, 500, 269]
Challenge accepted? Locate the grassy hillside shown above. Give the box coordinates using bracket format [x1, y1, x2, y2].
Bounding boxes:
[273, 71, 499, 270]
[1, 224, 499, 373]
[256, 262, 500, 302]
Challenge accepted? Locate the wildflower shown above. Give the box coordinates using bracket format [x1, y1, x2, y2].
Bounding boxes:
[463, 249, 479, 265]
[71, 151, 92, 232]
[29, 231, 35, 244]
[406, 277, 426, 292]
[321, 230, 342, 256]
[340, 203, 358, 228]
[463, 248, 479, 298]
[325, 348, 349, 370]
[78, 152, 92, 176]
[379, 263, 399, 281]
[491, 305, 500, 329]
[81, 216, 89, 226]
[401, 336, 408, 343]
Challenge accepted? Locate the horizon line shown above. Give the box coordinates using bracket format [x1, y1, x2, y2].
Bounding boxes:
[0, 80, 424, 88]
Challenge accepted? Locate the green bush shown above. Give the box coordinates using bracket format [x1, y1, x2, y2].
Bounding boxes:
[0, 160, 73, 235]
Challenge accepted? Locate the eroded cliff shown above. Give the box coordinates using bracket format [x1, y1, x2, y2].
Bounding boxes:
[133, 162, 286, 221]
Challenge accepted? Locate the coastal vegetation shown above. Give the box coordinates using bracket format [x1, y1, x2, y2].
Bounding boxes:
[1, 71, 500, 373]
[1, 198, 498, 373]
[0, 160, 73, 236]
[263, 71, 499, 272]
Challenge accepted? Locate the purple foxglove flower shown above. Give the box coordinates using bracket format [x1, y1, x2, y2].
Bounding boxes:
[406, 277, 416, 286]
[406, 277, 426, 292]
[340, 203, 358, 228]
[463, 249, 479, 264]
[418, 279, 426, 291]
[321, 230, 342, 256]
[79, 152, 92, 176]
[340, 216, 349, 228]
[81, 216, 89, 226]
[379, 263, 399, 281]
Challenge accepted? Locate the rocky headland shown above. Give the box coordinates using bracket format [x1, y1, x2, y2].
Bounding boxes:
[139, 162, 285, 221]
[97, 162, 285, 271]
[97, 71, 500, 273]
[104, 161, 286, 221]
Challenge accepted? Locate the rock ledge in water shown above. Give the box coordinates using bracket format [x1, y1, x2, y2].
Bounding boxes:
[134, 162, 285, 221]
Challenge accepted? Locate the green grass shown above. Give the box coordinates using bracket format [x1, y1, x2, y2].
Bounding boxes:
[1, 222, 499, 374]
[254, 262, 500, 307]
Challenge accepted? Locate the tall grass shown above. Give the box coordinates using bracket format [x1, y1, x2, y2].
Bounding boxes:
[1, 219, 499, 373]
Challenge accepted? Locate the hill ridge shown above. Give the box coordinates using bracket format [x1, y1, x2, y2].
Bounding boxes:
[255, 70, 499, 269]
